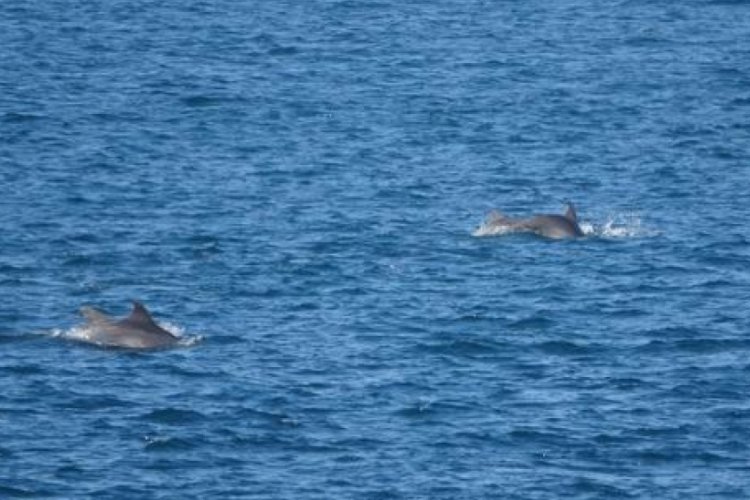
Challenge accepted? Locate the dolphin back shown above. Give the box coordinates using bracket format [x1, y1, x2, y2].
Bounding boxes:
[80, 306, 112, 325]
[478, 202, 584, 239]
[525, 214, 583, 239]
[78, 302, 180, 348]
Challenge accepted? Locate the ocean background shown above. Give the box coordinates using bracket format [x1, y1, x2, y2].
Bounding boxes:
[2, 0, 750, 498]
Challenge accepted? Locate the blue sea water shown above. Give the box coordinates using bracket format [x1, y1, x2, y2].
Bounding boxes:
[2, 0, 750, 497]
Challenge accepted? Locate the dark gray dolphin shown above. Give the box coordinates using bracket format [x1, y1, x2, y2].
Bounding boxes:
[480, 202, 585, 239]
[79, 301, 180, 349]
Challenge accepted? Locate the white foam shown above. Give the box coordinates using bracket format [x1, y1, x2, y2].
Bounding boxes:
[592, 213, 660, 239]
[416, 396, 436, 412]
[156, 321, 204, 347]
[50, 325, 95, 343]
[472, 221, 516, 237]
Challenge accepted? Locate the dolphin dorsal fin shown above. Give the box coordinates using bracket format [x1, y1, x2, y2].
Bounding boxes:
[127, 301, 160, 329]
[563, 202, 578, 222]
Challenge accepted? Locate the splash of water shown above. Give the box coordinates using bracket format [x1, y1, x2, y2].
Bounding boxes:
[589, 212, 660, 239]
[472, 220, 515, 237]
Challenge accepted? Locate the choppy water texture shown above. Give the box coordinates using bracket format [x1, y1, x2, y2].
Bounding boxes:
[2, 1, 750, 498]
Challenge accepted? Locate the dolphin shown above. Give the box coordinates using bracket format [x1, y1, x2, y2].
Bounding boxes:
[478, 202, 585, 239]
[78, 301, 180, 349]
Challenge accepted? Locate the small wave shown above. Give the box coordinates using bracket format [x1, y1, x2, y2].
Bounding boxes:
[268, 45, 299, 56]
[0, 333, 40, 345]
[397, 396, 438, 417]
[141, 408, 206, 425]
[143, 435, 195, 451]
[0, 485, 44, 498]
[508, 315, 555, 330]
[2, 112, 43, 123]
[56, 395, 132, 411]
[179, 95, 223, 107]
[0, 364, 43, 375]
[418, 338, 505, 357]
[637, 337, 750, 355]
[534, 340, 591, 356]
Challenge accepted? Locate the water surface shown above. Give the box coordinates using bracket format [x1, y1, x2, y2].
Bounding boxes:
[2, 1, 750, 498]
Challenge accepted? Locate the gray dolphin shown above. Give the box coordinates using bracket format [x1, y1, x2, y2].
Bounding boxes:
[480, 202, 585, 239]
[79, 301, 180, 349]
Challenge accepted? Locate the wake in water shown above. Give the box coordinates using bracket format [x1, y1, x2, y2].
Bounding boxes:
[473, 211, 658, 239]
